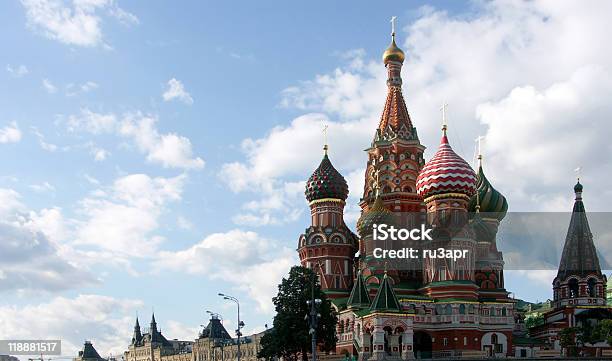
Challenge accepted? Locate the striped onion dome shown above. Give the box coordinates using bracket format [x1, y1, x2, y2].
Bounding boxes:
[416, 133, 477, 200]
[468, 164, 508, 220]
[305, 152, 349, 203]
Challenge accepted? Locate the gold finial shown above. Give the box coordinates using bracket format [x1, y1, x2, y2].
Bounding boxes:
[383, 16, 405, 64]
[476, 135, 484, 167]
[440, 102, 448, 134]
[322, 122, 329, 155]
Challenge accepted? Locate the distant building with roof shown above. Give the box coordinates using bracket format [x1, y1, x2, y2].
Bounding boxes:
[124, 313, 193, 361]
[529, 181, 611, 357]
[121, 313, 268, 361]
[74, 341, 105, 361]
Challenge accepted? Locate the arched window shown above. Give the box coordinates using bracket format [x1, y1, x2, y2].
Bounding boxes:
[468, 305, 475, 314]
[568, 278, 579, 298]
[445, 304, 452, 315]
[501, 308, 507, 316]
[491, 333, 498, 344]
[459, 304, 466, 314]
[588, 278, 597, 297]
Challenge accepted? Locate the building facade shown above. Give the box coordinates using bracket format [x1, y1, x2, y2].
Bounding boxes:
[297, 26, 514, 360]
[123, 314, 266, 361]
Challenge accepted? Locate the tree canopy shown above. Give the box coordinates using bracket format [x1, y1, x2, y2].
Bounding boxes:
[258, 266, 337, 361]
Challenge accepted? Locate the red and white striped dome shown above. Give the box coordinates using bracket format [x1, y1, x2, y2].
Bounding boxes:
[416, 134, 477, 200]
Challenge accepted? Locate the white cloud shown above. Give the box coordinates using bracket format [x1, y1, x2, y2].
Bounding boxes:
[29, 181, 55, 193]
[67, 108, 116, 133]
[158, 229, 298, 314]
[20, 0, 138, 47]
[0, 294, 143, 357]
[0, 122, 22, 143]
[6, 64, 29, 77]
[66, 80, 99, 96]
[42, 78, 57, 93]
[66, 109, 205, 169]
[119, 113, 204, 169]
[176, 215, 193, 230]
[75, 173, 186, 257]
[162, 78, 194, 105]
[31, 126, 59, 151]
[0, 189, 97, 292]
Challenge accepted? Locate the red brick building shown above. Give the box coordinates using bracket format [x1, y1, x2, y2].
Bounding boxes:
[297, 23, 514, 359]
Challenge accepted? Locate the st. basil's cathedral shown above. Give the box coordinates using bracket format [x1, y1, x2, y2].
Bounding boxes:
[296, 23, 609, 359]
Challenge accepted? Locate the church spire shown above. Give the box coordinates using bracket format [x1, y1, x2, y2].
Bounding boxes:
[556, 180, 602, 280]
[132, 317, 142, 345]
[378, 17, 415, 138]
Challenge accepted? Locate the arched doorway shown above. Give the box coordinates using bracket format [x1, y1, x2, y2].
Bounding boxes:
[413, 331, 432, 359]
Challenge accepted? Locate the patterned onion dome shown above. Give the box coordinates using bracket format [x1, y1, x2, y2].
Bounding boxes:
[416, 134, 477, 200]
[468, 164, 508, 220]
[305, 152, 348, 203]
[356, 194, 394, 237]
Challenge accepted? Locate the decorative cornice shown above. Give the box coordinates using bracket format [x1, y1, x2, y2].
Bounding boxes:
[423, 192, 471, 203]
[308, 198, 345, 206]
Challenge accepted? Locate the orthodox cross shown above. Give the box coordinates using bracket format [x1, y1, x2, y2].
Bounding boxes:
[390, 16, 397, 36]
[476, 135, 485, 165]
[574, 166, 582, 182]
[322, 122, 329, 154]
[440, 102, 448, 133]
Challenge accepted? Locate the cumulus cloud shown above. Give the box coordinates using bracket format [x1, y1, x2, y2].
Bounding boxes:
[75, 173, 186, 257]
[0, 188, 97, 292]
[162, 78, 194, 105]
[158, 229, 298, 313]
[20, 0, 138, 47]
[119, 113, 204, 169]
[0, 294, 143, 357]
[0, 122, 22, 143]
[66, 109, 204, 169]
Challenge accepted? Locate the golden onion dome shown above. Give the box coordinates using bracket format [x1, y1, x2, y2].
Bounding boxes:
[382, 36, 405, 64]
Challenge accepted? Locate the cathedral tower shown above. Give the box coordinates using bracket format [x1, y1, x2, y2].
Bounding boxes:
[553, 180, 607, 307]
[361, 21, 425, 214]
[298, 145, 358, 296]
[416, 124, 478, 298]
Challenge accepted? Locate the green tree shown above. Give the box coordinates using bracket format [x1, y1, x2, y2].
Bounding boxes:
[559, 327, 578, 356]
[258, 266, 337, 361]
[592, 319, 612, 345]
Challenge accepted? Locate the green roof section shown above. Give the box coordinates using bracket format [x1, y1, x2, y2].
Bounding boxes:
[347, 271, 371, 309]
[370, 273, 401, 312]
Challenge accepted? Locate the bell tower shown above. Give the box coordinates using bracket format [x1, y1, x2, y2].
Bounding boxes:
[553, 180, 607, 308]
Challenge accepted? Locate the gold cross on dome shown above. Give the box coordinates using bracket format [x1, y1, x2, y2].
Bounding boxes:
[322, 122, 329, 154]
[440, 102, 448, 132]
[390, 16, 397, 35]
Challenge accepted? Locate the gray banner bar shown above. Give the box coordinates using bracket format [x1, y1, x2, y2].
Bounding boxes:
[0, 340, 61, 355]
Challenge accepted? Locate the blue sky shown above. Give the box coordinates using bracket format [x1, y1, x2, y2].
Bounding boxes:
[1, 0, 612, 357]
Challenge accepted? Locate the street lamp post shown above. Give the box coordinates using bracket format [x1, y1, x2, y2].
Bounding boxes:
[218, 293, 243, 361]
[305, 274, 322, 361]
